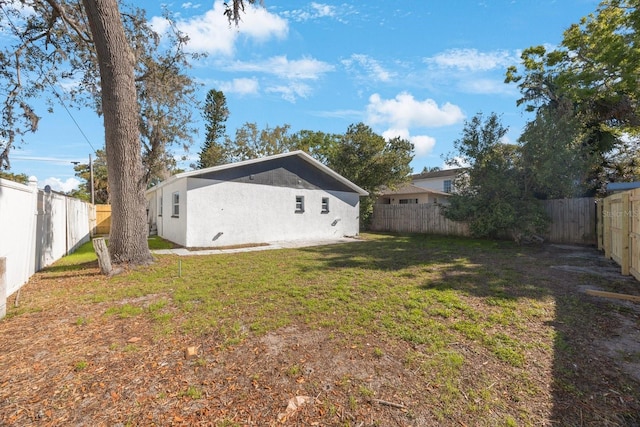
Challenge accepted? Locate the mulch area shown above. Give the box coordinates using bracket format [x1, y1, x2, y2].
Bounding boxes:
[1, 244, 640, 426]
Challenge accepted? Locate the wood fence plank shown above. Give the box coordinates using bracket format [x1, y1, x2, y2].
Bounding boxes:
[372, 198, 595, 244]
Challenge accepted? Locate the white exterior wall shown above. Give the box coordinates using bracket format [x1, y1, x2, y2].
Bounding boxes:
[184, 179, 360, 248]
[146, 190, 158, 234]
[153, 179, 188, 246]
[413, 176, 455, 193]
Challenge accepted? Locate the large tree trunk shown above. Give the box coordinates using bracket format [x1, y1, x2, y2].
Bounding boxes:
[82, 0, 152, 265]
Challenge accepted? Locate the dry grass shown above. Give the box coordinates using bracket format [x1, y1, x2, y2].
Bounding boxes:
[0, 233, 639, 426]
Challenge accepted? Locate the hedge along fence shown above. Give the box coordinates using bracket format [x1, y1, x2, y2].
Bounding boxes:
[370, 198, 597, 245]
[599, 189, 640, 281]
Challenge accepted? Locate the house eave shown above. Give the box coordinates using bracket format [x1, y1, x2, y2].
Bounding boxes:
[146, 151, 369, 196]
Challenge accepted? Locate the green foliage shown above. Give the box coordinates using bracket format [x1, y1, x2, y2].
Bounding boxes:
[287, 129, 338, 164]
[72, 149, 109, 203]
[328, 123, 414, 228]
[518, 104, 594, 198]
[0, 171, 29, 184]
[198, 89, 230, 168]
[444, 113, 549, 240]
[133, 7, 199, 186]
[226, 122, 294, 162]
[506, 0, 640, 191]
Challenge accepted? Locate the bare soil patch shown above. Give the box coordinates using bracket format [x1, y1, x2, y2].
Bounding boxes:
[1, 237, 639, 426]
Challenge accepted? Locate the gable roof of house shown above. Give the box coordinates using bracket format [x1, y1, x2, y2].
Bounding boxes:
[148, 150, 368, 196]
[411, 168, 464, 180]
[379, 183, 450, 197]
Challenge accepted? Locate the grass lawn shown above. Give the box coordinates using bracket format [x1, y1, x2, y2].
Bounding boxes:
[0, 233, 638, 426]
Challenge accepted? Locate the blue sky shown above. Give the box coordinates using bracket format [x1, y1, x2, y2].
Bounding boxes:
[8, 0, 600, 191]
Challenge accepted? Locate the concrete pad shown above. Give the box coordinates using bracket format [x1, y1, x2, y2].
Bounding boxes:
[151, 236, 363, 256]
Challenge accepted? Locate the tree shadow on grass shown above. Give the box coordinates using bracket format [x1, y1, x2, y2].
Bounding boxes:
[301, 232, 640, 425]
[40, 260, 99, 274]
[300, 232, 510, 272]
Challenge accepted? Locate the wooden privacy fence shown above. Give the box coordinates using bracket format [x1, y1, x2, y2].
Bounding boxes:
[95, 204, 111, 235]
[599, 189, 640, 281]
[371, 198, 597, 245]
[542, 198, 596, 245]
[370, 204, 470, 236]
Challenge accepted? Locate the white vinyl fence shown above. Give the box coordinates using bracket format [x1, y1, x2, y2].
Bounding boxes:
[0, 177, 94, 318]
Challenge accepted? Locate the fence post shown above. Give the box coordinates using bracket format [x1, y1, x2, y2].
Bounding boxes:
[603, 197, 611, 259]
[597, 200, 603, 251]
[0, 257, 6, 319]
[621, 192, 630, 275]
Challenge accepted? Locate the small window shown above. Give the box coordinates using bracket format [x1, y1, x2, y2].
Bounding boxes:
[295, 195, 305, 213]
[444, 179, 452, 193]
[158, 196, 163, 216]
[321, 197, 329, 213]
[399, 198, 418, 204]
[172, 192, 179, 217]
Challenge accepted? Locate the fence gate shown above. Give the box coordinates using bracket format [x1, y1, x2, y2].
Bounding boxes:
[630, 189, 640, 281]
[603, 192, 630, 275]
[95, 204, 111, 235]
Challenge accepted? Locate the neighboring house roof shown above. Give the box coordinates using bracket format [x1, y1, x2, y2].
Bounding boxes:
[147, 150, 369, 196]
[379, 183, 450, 197]
[411, 168, 464, 180]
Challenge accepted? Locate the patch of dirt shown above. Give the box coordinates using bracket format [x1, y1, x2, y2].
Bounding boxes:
[1, 242, 639, 426]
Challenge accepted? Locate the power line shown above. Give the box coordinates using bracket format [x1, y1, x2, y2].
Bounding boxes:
[0, 4, 98, 154]
[12, 155, 85, 164]
[50, 87, 98, 153]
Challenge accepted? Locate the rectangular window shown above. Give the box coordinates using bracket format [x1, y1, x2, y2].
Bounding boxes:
[321, 197, 329, 213]
[158, 196, 163, 217]
[399, 198, 418, 204]
[444, 179, 452, 193]
[295, 195, 305, 213]
[172, 192, 179, 217]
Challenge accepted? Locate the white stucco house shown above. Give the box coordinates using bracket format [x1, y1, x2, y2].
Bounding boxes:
[376, 168, 463, 205]
[411, 168, 463, 194]
[145, 151, 368, 248]
[376, 183, 450, 205]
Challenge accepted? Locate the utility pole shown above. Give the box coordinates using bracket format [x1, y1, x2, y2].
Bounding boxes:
[90, 154, 95, 205]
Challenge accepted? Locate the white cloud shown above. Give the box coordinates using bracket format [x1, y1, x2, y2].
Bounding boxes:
[382, 128, 436, 157]
[282, 2, 354, 23]
[310, 2, 336, 18]
[382, 128, 410, 141]
[342, 54, 394, 82]
[218, 78, 260, 95]
[225, 56, 334, 80]
[151, 0, 288, 56]
[410, 135, 437, 157]
[42, 177, 80, 192]
[428, 48, 517, 72]
[314, 109, 363, 120]
[266, 82, 313, 103]
[366, 92, 465, 129]
[459, 78, 517, 95]
[181, 2, 201, 9]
